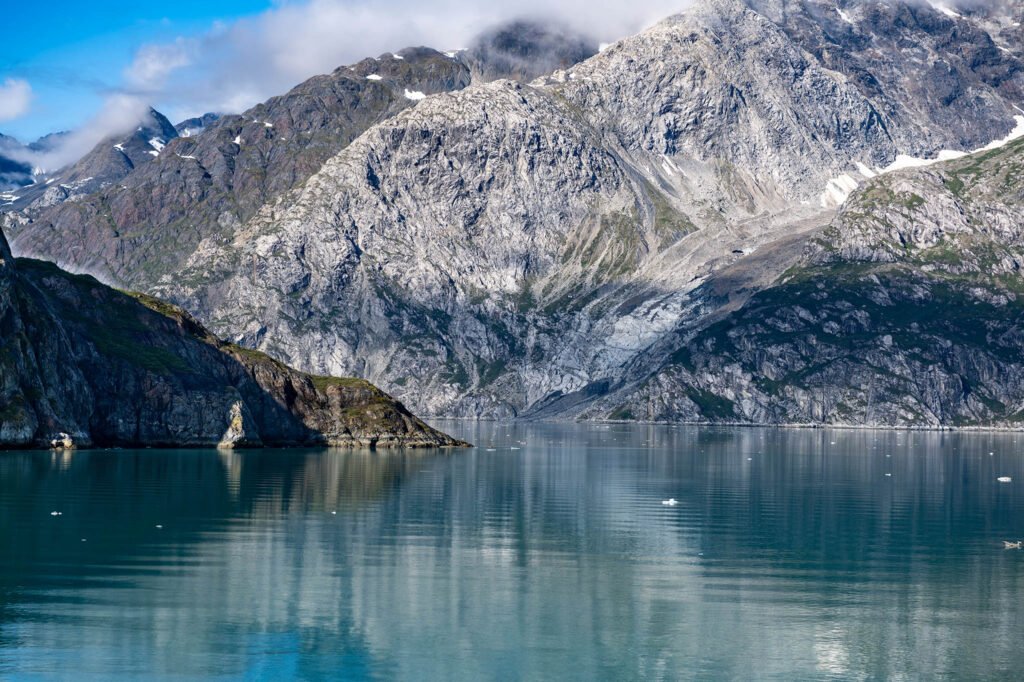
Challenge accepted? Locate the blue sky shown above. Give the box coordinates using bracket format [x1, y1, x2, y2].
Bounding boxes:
[0, 0, 678, 151]
[0, 1, 272, 140]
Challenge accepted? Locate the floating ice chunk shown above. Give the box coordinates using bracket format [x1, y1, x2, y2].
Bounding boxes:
[661, 498, 679, 506]
[366, 74, 383, 81]
[998, 476, 1013, 483]
[404, 89, 426, 101]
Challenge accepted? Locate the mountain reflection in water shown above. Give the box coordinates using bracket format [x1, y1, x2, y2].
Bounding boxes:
[2, 423, 1023, 680]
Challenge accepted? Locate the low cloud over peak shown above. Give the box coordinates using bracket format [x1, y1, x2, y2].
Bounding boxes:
[136, 0, 692, 121]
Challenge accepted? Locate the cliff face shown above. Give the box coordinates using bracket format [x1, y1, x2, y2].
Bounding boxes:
[0, 228, 465, 448]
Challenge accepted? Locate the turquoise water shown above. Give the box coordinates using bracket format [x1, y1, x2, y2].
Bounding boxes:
[2, 422, 1024, 680]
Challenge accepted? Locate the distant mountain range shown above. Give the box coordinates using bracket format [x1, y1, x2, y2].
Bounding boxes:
[4, 4, 1024, 429]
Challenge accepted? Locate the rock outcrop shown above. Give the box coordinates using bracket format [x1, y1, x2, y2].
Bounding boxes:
[0, 228, 466, 448]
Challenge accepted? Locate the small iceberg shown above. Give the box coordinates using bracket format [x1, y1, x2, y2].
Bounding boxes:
[661, 498, 678, 506]
[998, 476, 1013, 483]
[1004, 541, 1022, 549]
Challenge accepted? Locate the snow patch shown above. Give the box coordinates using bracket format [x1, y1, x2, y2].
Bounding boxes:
[264, 121, 273, 128]
[113, 143, 125, 152]
[823, 115, 1024, 206]
[821, 174, 860, 207]
[927, 1, 961, 18]
[880, 115, 1024, 173]
[661, 154, 681, 177]
[366, 74, 383, 81]
[854, 161, 877, 179]
[233, 135, 242, 145]
[404, 89, 426, 101]
[392, 54, 404, 60]
[148, 138, 165, 153]
[599, 42, 612, 51]
[177, 153, 197, 160]
[147, 150, 159, 157]
[836, 6, 853, 24]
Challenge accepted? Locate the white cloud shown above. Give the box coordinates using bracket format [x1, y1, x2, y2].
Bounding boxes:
[131, 0, 691, 121]
[6, 93, 149, 172]
[13, 0, 689, 173]
[124, 38, 194, 90]
[0, 78, 32, 122]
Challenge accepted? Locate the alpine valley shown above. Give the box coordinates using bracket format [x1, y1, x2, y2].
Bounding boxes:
[4, 0, 1024, 432]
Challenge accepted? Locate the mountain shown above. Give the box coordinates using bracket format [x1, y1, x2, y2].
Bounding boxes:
[6, 47, 472, 280]
[0, 226, 464, 448]
[130, 0, 1023, 420]
[175, 113, 220, 137]
[460, 19, 598, 82]
[4, 0, 1024, 426]
[8, 108, 180, 211]
[595, 134, 1024, 426]
[0, 134, 33, 193]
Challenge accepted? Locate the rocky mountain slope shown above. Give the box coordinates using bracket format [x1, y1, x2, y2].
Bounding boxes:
[0, 227, 465, 448]
[595, 134, 1024, 426]
[4, 0, 1024, 426]
[6, 108, 180, 211]
[6, 48, 473, 282]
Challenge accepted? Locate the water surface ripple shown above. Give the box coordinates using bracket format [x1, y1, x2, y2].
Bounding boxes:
[2, 423, 1023, 680]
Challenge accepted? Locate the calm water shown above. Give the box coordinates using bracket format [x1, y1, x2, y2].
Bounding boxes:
[2, 423, 1024, 680]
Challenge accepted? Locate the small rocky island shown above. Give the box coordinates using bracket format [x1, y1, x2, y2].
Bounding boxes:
[0, 229, 466, 449]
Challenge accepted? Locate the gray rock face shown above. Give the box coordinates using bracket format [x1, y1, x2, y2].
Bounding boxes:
[125, 0, 1023, 422]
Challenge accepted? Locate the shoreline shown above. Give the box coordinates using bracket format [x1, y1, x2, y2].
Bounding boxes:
[426, 416, 1024, 434]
